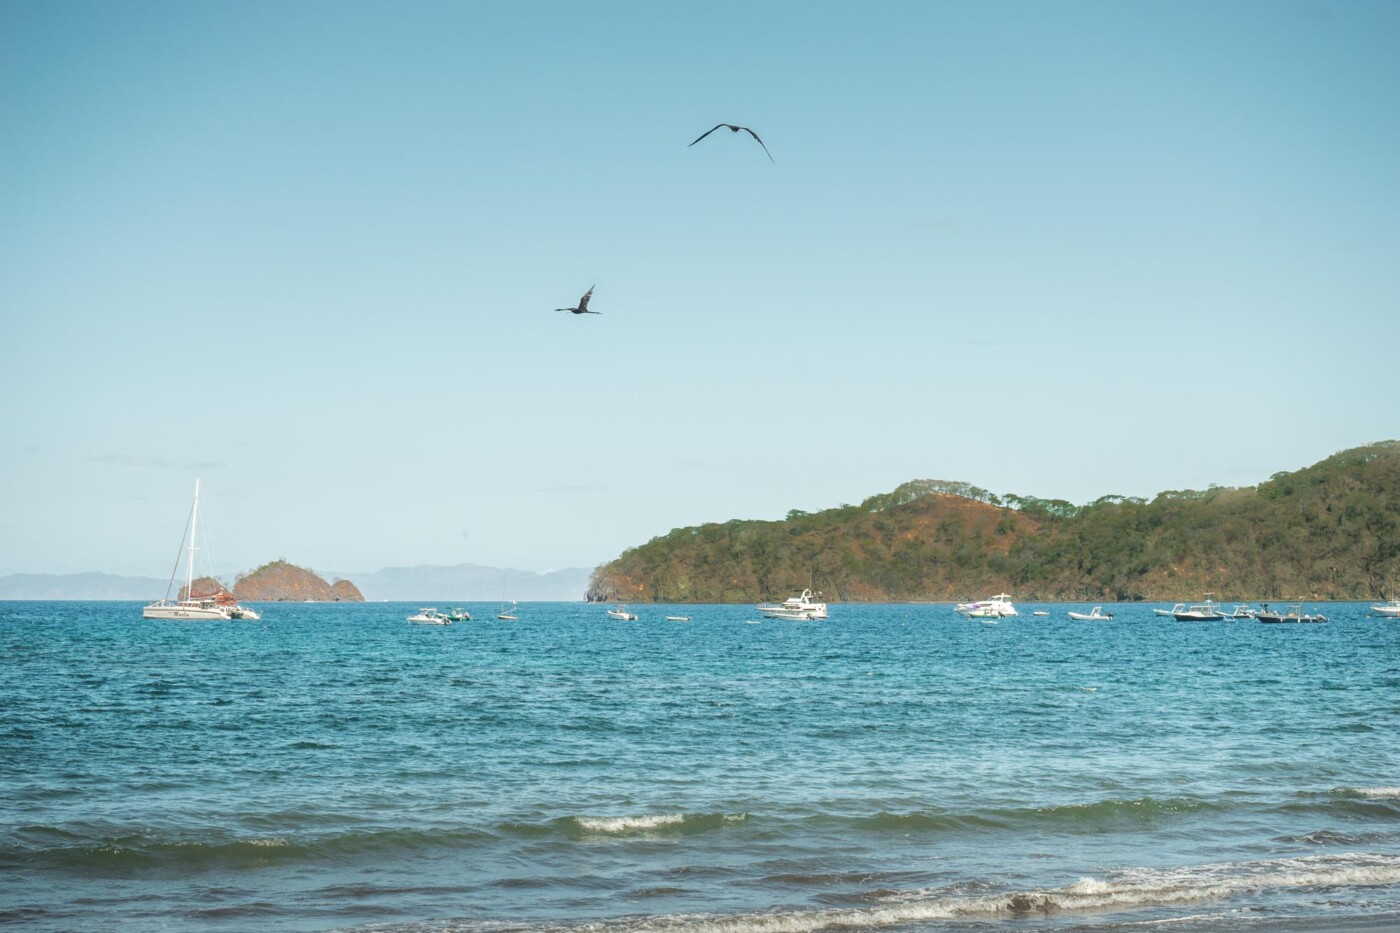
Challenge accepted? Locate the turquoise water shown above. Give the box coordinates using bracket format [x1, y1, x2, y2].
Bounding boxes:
[3, 601, 1400, 932]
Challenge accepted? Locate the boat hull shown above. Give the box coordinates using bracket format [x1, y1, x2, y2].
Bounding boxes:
[143, 602, 230, 620]
[759, 608, 826, 620]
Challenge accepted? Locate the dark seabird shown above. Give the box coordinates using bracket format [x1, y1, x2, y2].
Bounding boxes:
[688, 123, 774, 162]
[555, 285, 598, 315]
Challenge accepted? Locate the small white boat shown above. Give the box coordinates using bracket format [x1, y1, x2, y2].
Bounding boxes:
[1257, 602, 1328, 624]
[497, 599, 519, 621]
[954, 594, 1017, 619]
[1154, 603, 1185, 617]
[1067, 606, 1113, 621]
[226, 603, 261, 621]
[1031, 610, 1050, 617]
[666, 615, 691, 622]
[607, 605, 639, 621]
[1371, 599, 1400, 618]
[1224, 604, 1257, 620]
[1174, 599, 1225, 621]
[757, 589, 828, 620]
[407, 608, 452, 624]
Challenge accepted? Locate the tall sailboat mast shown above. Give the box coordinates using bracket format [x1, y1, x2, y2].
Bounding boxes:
[186, 478, 201, 598]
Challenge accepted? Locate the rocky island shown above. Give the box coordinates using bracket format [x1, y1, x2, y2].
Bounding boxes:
[181, 560, 363, 602]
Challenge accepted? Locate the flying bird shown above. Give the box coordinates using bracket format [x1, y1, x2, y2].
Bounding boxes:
[688, 123, 774, 162]
[555, 285, 598, 315]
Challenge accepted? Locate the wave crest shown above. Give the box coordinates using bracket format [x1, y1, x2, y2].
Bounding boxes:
[571, 853, 1400, 933]
[572, 812, 747, 837]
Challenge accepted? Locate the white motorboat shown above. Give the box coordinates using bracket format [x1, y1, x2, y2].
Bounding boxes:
[1173, 599, 1224, 621]
[666, 615, 691, 622]
[1031, 610, 1050, 617]
[1224, 604, 1257, 620]
[1067, 606, 1113, 621]
[757, 589, 828, 620]
[222, 598, 260, 621]
[1154, 603, 1185, 617]
[407, 608, 452, 625]
[607, 605, 639, 621]
[143, 479, 252, 621]
[954, 594, 1017, 619]
[1257, 602, 1328, 624]
[1371, 599, 1400, 618]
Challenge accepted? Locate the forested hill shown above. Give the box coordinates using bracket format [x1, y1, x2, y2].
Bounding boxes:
[586, 441, 1400, 603]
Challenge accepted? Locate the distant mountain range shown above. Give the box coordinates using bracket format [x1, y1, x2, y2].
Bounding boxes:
[343, 563, 592, 602]
[0, 572, 170, 601]
[0, 563, 594, 602]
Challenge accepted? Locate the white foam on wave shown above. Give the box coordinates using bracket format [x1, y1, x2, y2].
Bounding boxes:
[575, 853, 1400, 933]
[576, 813, 687, 833]
[1349, 786, 1400, 799]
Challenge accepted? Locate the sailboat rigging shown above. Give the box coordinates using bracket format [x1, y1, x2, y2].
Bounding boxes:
[497, 577, 518, 620]
[143, 480, 259, 621]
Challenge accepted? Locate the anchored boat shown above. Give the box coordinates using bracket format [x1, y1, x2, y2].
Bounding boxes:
[757, 589, 828, 620]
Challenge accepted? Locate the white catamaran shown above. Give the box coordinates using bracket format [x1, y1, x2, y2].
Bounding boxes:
[143, 479, 258, 621]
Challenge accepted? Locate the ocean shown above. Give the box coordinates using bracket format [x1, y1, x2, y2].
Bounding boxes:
[2, 600, 1399, 932]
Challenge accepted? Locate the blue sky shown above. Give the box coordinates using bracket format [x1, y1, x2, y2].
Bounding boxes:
[2, 0, 1397, 578]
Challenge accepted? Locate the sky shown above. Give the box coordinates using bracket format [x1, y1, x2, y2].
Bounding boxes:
[2, 0, 1398, 579]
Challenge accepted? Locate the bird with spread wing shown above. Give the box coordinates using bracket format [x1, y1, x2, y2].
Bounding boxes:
[688, 123, 774, 162]
[555, 285, 599, 315]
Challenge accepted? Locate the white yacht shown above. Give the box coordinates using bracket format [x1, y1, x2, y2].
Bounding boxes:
[407, 608, 452, 624]
[757, 589, 828, 620]
[1371, 599, 1400, 618]
[954, 594, 1017, 619]
[143, 479, 250, 621]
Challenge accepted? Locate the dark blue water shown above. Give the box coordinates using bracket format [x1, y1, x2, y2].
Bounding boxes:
[3, 601, 1400, 932]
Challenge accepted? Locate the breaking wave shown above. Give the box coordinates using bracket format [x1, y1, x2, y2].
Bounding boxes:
[551, 853, 1400, 933]
[496, 811, 747, 840]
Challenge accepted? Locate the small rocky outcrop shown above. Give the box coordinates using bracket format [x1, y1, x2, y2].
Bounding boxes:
[328, 579, 364, 601]
[232, 560, 364, 602]
[180, 576, 233, 601]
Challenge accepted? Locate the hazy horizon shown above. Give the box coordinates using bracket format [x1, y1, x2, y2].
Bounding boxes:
[4, 1, 1396, 578]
